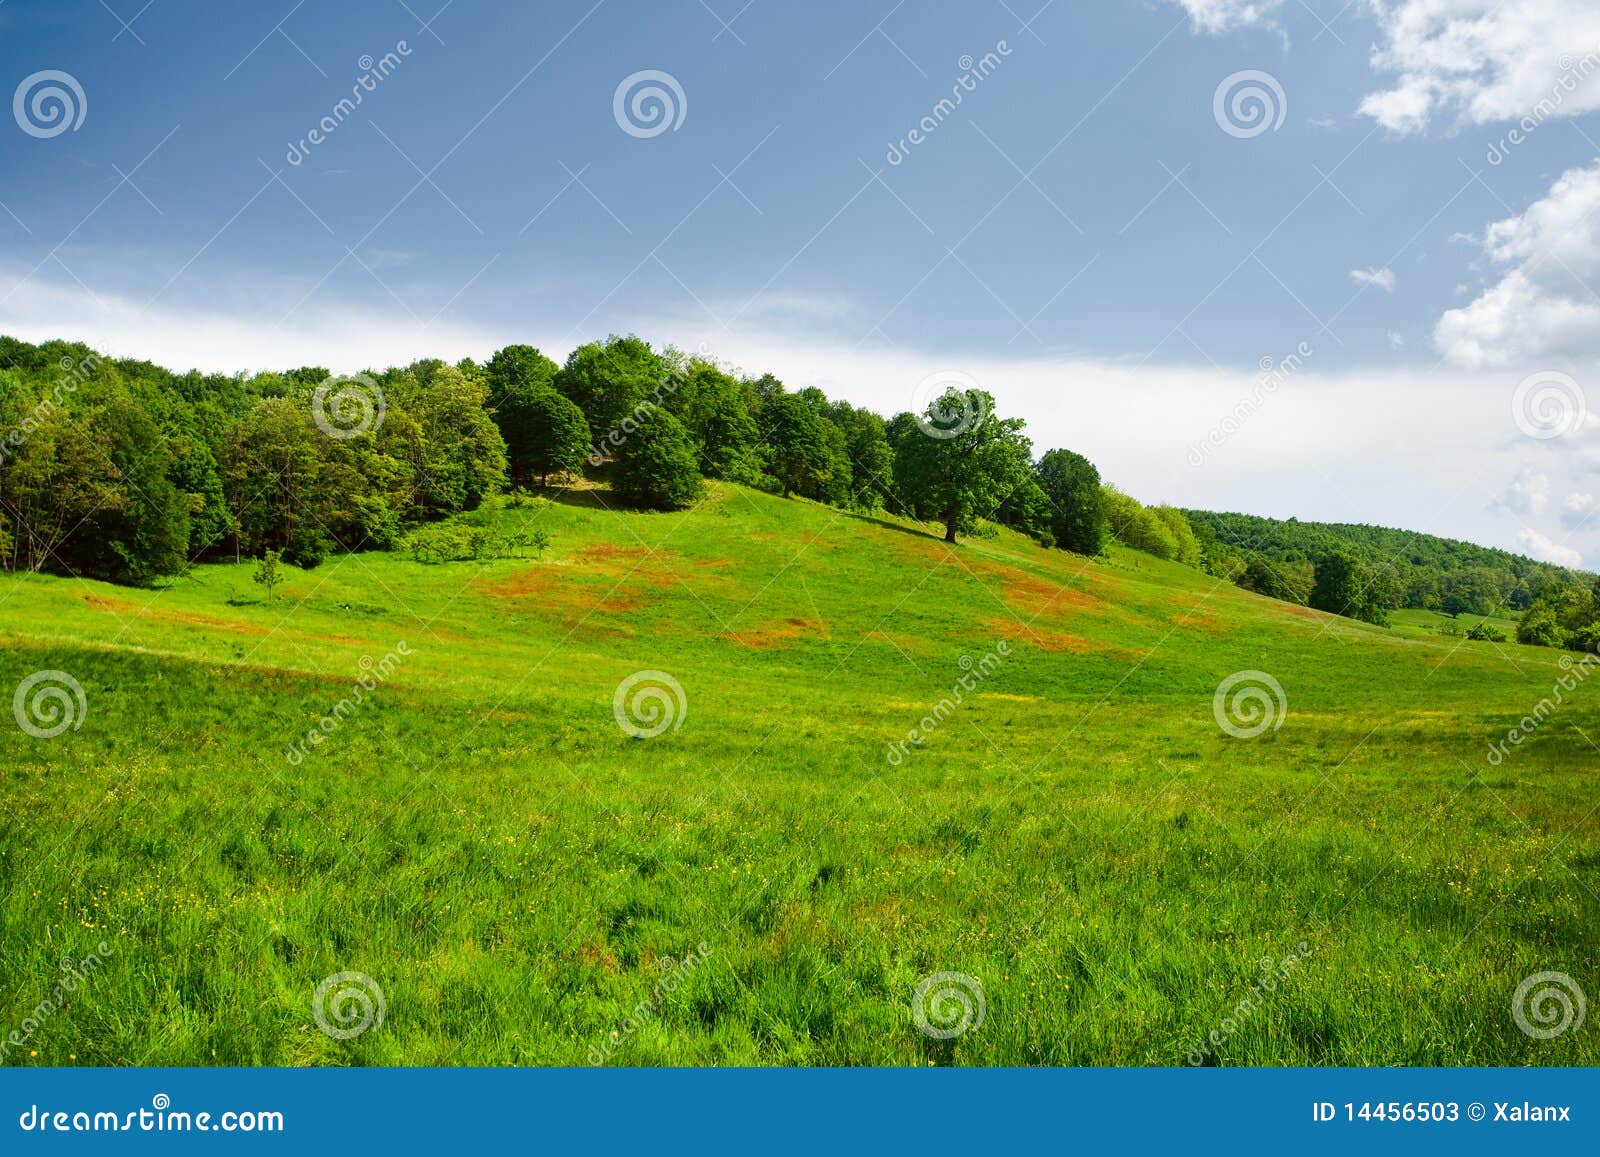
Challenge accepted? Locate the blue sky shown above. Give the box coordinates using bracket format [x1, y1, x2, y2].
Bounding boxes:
[4, 0, 1600, 563]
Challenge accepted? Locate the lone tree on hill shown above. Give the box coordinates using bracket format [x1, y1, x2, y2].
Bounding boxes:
[894, 388, 1032, 543]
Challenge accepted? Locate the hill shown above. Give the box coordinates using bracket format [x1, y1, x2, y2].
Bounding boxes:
[1183, 507, 1586, 614]
[3, 482, 1597, 1065]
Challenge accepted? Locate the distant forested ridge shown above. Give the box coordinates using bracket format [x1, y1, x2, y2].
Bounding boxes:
[1183, 507, 1589, 621]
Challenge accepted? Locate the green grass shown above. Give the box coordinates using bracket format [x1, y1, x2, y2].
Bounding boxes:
[1389, 607, 1523, 642]
[2, 482, 1597, 1066]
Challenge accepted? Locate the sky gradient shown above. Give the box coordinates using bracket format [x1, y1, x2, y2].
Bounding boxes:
[3, 1, 1600, 564]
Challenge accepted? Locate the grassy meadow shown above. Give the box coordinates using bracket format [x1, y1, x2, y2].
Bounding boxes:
[1, 480, 1597, 1065]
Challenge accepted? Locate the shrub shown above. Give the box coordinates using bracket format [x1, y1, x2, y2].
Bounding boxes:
[1564, 620, 1600, 654]
[1516, 604, 1563, 647]
[406, 524, 473, 564]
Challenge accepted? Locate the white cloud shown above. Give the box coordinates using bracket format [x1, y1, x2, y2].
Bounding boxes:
[1496, 468, 1550, 517]
[1436, 162, 1600, 367]
[0, 265, 509, 376]
[1387, 331, 1405, 350]
[1518, 527, 1584, 567]
[1562, 491, 1596, 528]
[1358, 1, 1600, 134]
[1349, 266, 1396, 292]
[1170, 0, 1284, 33]
[1173, 1, 1600, 136]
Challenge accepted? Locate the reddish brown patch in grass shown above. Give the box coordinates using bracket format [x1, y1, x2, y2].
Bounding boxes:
[722, 616, 829, 649]
[1276, 603, 1327, 621]
[967, 560, 1104, 620]
[484, 543, 734, 613]
[84, 594, 271, 636]
[983, 616, 1099, 653]
[580, 943, 619, 972]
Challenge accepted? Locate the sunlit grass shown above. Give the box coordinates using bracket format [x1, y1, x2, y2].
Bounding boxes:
[2, 482, 1596, 1065]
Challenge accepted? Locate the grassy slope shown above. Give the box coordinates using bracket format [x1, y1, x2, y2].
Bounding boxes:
[1, 482, 1596, 1065]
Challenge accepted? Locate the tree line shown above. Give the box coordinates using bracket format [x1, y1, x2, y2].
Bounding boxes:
[1183, 508, 1599, 649]
[0, 333, 1155, 585]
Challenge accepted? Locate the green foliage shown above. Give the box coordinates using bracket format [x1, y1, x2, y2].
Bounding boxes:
[1309, 550, 1394, 626]
[1149, 506, 1202, 567]
[680, 361, 761, 483]
[1104, 487, 1185, 561]
[382, 362, 508, 518]
[892, 389, 1032, 543]
[1238, 555, 1314, 605]
[406, 524, 474, 564]
[405, 519, 553, 564]
[995, 473, 1053, 542]
[1515, 604, 1562, 647]
[1186, 508, 1578, 615]
[610, 407, 704, 511]
[825, 401, 895, 509]
[523, 389, 591, 485]
[484, 344, 565, 485]
[1034, 448, 1107, 556]
[1565, 620, 1600, 654]
[0, 378, 190, 584]
[554, 335, 666, 439]
[252, 548, 283, 599]
[1465, 621, 1506, 643]
[762, 393, 836, 499]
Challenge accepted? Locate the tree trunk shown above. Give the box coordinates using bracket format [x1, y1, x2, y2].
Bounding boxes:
[944, 511, 958, 543]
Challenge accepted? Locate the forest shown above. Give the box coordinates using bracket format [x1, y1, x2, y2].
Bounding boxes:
[1, 332, 1594, 649]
